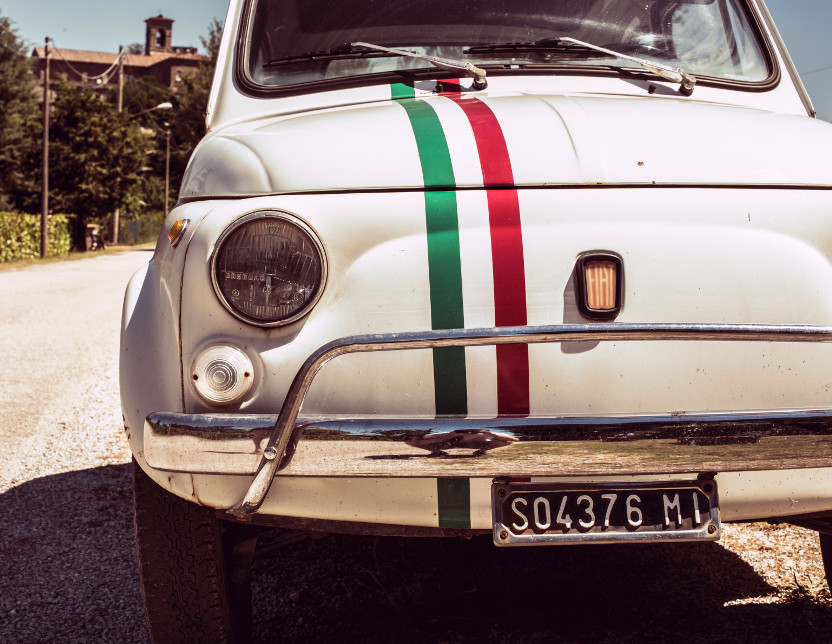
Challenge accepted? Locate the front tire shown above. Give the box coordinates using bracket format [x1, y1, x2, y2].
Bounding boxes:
[133, 460, 255, 643]
[820, 532, 832, 583]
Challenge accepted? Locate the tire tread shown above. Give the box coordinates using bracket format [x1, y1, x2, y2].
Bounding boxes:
[133, 460, 235, 643]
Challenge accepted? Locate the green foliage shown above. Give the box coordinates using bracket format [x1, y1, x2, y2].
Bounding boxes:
[0, 212, 72, 262]
[0, 12, 40, 209]
[120, 210, 164, 245]
[47, 81, 147, 225]
[0, 12, 222, 249]
[168, 18, 223, 197]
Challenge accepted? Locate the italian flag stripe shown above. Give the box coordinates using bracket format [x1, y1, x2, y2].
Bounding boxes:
[446, 95, 530, 417]
[396, 96, 468, 417]
[396, 87, 532, 526]
[437, 477, 471, 528]
[391, 82, 415, 100]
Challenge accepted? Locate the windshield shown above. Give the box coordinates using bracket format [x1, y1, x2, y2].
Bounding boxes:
[245, 0, 770, 89]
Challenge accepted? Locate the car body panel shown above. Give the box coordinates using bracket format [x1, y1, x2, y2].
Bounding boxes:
[185, 92, 832, 200]
[122, 0, 832, 531]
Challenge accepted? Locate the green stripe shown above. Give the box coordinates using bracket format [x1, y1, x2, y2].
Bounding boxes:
[391, 83, 415, 100]
[398, 97, 467, 417]
[437, 478, 471, 528]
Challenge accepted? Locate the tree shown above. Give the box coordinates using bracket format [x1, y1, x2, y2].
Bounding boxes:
[0, 12, 39, 211]
[46, 82, 147, 244]
[167, 18, 223, 198]
[113, 75, 173, 218]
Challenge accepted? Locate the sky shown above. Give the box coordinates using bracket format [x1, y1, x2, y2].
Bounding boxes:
[1, 0, 830, 119]
[765, 0, 832, 120]
[0, 0, 229, 54]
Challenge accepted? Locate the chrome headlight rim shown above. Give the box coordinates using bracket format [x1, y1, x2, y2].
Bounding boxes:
[210, 209, 328, 328]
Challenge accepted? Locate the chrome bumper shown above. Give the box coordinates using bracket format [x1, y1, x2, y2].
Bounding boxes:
[142, 323, 832, 520]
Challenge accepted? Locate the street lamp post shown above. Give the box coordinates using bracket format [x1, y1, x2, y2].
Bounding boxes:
[165, 123, 171, 214]
[129, 101, 173, 236]
[129, 101, 173, 120]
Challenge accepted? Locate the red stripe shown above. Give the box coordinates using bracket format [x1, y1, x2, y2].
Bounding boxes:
[437, 78, 463, 94]
[445, 95, 530, 417]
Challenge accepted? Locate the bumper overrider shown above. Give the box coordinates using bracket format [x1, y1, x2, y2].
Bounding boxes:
[142, 323, 832, 520]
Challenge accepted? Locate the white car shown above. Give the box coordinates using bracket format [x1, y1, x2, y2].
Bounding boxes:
[121, 0, 832, 639]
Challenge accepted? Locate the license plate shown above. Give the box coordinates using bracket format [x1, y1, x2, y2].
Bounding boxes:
[492, 479, 720, 546]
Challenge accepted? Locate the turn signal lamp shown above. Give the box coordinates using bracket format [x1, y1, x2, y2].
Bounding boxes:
[191, 345, 254, 406]
[575, 252, 624, 320]
[168, 219, 189, 247]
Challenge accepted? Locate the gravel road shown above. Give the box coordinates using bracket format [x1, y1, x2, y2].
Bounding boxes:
[0, 250, 830, 643]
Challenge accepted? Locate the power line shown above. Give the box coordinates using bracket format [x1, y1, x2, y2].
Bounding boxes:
[50, 43, 126, 84]
[127, 74, 174, 97]
[800, 64, 832, 77]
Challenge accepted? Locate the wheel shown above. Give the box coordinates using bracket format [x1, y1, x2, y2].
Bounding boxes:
[820, 531, 832, 581]
[133, 459, 258, 643]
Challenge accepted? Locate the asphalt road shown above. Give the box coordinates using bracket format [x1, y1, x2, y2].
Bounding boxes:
[0, 250, 830, 643]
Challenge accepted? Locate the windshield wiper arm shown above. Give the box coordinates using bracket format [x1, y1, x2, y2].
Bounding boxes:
[351, 41, 487, 90]
[558, 37, 695, 96]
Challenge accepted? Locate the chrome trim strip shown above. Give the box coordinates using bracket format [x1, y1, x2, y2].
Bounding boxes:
[148, 322, 832, 519]
[229, 322, 832, 517]
[145, 408, 832, 478]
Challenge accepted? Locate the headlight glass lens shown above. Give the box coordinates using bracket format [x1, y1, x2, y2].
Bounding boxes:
[212, 212, 326, 326]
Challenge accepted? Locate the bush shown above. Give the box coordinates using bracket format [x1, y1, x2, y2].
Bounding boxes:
[0, 212, 72, 262]
[120, 211, 164, 246]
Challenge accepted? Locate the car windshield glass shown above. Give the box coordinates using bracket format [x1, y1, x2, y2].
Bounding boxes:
[245, 0, 769, 88]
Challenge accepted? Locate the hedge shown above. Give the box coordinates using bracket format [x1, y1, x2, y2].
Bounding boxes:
[0, 213, 73, 263]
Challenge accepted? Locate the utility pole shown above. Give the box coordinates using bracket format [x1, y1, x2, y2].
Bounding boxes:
[111, 45, 125, 245]
[40, 37, 50, 259]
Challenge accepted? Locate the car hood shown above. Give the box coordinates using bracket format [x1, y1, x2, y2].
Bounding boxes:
[180, 92, 832, 199]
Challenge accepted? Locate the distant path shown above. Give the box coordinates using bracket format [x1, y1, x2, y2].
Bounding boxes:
[0, 251, 150, 489]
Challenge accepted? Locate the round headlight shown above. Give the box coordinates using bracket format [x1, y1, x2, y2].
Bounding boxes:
[211, 211, 326, 327]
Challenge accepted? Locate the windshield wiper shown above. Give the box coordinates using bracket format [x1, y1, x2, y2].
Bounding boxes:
[464, 38, 602, 55]
[556, 37, 695, 96]
[464, 36, 694, 96]
[265, 44, 390, 67]
[351, 41, 487, 90]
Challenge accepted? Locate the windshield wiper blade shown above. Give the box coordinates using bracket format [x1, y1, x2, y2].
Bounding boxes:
[351, 41, 487, 90]
[557, 37, 695, 96]
[265, 44, 388, 67]
[464, 39, 602, 55]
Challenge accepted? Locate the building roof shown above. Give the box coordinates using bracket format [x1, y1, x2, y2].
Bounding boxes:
[32, 46, 205, 68]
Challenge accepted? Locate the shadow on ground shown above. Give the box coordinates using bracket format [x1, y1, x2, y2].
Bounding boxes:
[252, 523, 832, 643]
[0, 464, 147, 643]
[1, 464, 829, 643]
